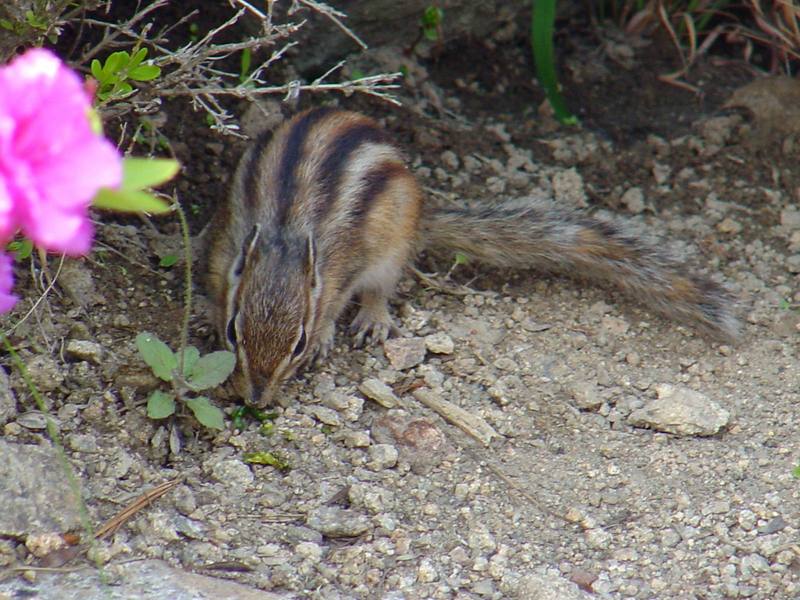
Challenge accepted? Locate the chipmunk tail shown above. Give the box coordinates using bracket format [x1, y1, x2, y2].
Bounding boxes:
[422, 197, 740, 342]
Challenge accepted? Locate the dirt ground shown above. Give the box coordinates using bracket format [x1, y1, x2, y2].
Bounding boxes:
[1, 8, 800, 600]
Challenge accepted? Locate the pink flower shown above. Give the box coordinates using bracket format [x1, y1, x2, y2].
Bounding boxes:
[0, 48, 122, 255]
[0, 253, 17, 312]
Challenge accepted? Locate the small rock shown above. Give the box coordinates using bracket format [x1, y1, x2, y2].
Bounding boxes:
[424, 333, 454, 355]
[58, 259, 104, 307]
[717, 217, 743, 234]
[306, 506, 370, 538]
[372, 414, 448, 473]
[66, 433, 98, 453]
[781, 207, 800, 229]
[570, 381, 602, 411]
[65, 340, 104, 365]
[295, 541, 323, 562]
[786, 255, 800, 274]
[309, 406, 342, 427]
[552, 168, 587, 207]
[343, 430, 371, 448]
[367, 444, 398, 470]
[758, 515, 787, 535]
[358, 378, 398, 408]
[620, 187, 646, 214]
[383, 337, 426, 370]
[627, 383, 730, 436]
[208, 459, 253, 491]
[440, 150, 459, 170]
[417, 559, 439, 583]
[25, 355, 64, 392]
[0, 368, 16, 425]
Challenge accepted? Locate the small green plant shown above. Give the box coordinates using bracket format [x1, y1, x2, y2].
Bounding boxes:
[446, 251, 469, 278]
[531, 0, 578, 125]
[136, 331, 235, 430]
[158, 254, 179, 268]
[7, 238, 33, 261]
[243, 451, 290, 471]
[421, 5, 444, 41]
[239, 47, 253, 85]
[90, 48, 161, 102]
[407, 5, 444, 55]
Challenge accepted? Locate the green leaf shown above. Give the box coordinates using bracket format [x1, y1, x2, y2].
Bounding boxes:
[186, 351, 236, 391]
[180, 346, 200, 378]
[159, 254, 179, 268]
[531, 0, 579, 126]
[186, 396, 225, 430]
[240, 48, 251, 80]
[793, 464, 800, 479]
[135, 331, 177, 381]
[114, 81, 134, 97]
[147, 390, 176, 419]
[243, 451, 290, 471]
[129, 47, 148, 69]
[122, 157, 180, 191]
[101, 51, 128, 80]
[92, 188, 172, 214]
[128, 64, 161, 81]
[454, 252, 469, 266]
[90, 59, 103, 81]
[421, 6, 443, 27]
[8, 239, 33, 261]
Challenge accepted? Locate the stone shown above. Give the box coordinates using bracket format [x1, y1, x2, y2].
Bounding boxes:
[383, 337, 426, 370]
[306, 506, 370, 538]
[627, 383, 730, 436]
[359, 378, 398, 408]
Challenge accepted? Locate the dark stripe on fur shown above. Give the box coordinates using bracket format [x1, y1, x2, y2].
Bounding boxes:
[241, 131, 272, 210]
[277, 107, 336, 223]
[317, 122, 391, 219]
[352, 161, 408, 226]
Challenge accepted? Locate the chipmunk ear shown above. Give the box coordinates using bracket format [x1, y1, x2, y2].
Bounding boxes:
[224, 224, 261, 350]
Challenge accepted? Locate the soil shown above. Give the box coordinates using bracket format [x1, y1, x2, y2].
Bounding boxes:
[2, 8, 800, 600]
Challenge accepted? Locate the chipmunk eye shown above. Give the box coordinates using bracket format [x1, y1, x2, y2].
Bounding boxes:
[291, 327, 307, 359]
[226, 310, 238, 348]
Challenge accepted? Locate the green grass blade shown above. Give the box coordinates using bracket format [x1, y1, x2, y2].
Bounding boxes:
[531, 0, 578, 125]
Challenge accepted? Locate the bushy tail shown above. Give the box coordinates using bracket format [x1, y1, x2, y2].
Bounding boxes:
[421, 198, 740, 341]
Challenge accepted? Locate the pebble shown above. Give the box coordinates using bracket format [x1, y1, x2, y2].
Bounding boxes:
[25, 355, 64, 392]
[570, 381, 603, 411]
[343, 430, 371, 448]
[306, 506, 370, 538]
[424, 333, 454, 354]
[383, 337, 426, 370]
[781, 207, 800, 229]
[309, 406, 342, 427]
[65, 340, 104, 365]
[621, 187, 646, 214]
[209, 459, 253, 491]
[627, 383, 730, 436]
[717, 217, 743, 234]
[358, 378, 398, 408]
[367, 443, 399, 470]
[0, 368, 16, 425]
[367, 444, 399, 471]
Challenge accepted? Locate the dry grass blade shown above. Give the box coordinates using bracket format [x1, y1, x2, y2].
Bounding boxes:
[95, 477, 182, 540]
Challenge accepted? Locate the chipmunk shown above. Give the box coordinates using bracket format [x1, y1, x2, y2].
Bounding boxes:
[205, 107, 739, 406]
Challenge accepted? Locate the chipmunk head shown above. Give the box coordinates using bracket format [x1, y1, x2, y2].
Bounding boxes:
[223, 224, 321, 406]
